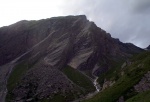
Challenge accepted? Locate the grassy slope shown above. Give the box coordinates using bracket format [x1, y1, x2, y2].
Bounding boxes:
[97, 59, 124, 85]
[6, 59, 38, 101]
[41, 94, 66, 102]
[7, 61, 28, 92]
[42, 65, 96, 102]
[6, 61, 28, 101]
[7, 60, 95, 102]
[126, 90, 150, 102]
[84, 51, 150, 102]
[62, 65, 95, 93]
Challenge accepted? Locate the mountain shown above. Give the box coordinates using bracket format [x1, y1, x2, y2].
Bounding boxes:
[0, 15, 144, 102]
[146, 45, 150, 50]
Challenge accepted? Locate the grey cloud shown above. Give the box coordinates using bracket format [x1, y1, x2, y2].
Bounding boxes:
[130, 0, 150, 14]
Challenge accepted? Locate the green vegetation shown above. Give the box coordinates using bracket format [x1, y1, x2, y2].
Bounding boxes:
[98, 59, 124, 85]
[83, 51, 150, 102]
[41, 65, 96, 102]
[83, 72, 142, 102]
[41, 92, 81, 102]
[48, 95, 65, 102]
[6, 51, 150, 102]
[41, 94, 66, 102]
[126, 90, 150, 102]
[6, 59, 38, 101]
[7, 61, 28, 91]
[62, 65, 95, 93]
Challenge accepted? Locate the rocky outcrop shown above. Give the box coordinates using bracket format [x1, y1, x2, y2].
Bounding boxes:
[121, 60, 132, 69]
[134, 71, 150, 92]
[102, 79, 115, 90]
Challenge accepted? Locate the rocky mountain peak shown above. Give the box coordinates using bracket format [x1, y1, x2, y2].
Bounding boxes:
[0, 15, 143, 69]
[146, 45, 150, 50]
[0, 15, 145, 102]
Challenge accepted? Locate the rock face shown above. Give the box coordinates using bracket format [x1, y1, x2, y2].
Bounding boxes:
[102, 79, 115, 90]
[0, 15, 144, 101]
[134, 71, 150, 93]
[0, 15, 143, 72]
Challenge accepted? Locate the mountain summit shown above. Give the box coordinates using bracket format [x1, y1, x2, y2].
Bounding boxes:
[146, 45, 150, 50]
[0, 15, 144, 102]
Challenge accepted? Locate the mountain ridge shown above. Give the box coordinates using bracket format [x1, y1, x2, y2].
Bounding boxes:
[0, 15, 145, 102]
[146, 45, 150, 50]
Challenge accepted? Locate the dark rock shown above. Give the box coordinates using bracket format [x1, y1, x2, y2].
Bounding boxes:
[134, 71, 150, 92]
[146, 45, 150, 50]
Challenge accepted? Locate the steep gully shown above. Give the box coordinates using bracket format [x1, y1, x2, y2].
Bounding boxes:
[73, 74, 101, 102]
[93, 77, 100, 92]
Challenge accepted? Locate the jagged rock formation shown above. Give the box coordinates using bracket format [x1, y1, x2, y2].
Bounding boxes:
[0, 15, 143, 70]
[0, 15, 144, 101]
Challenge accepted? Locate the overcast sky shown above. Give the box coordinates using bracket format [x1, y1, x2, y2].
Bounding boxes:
[0, 0, 150, 48]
